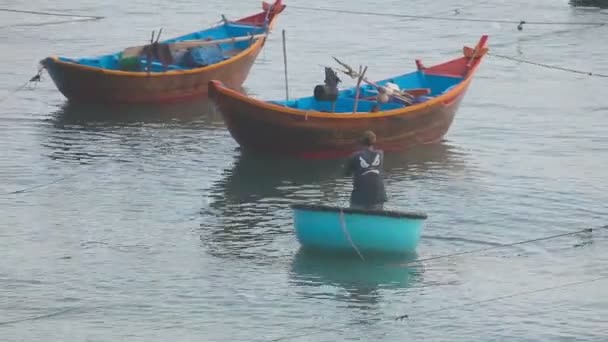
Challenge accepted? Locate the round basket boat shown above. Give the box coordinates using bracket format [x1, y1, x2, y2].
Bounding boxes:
[291, 203, 428, 255]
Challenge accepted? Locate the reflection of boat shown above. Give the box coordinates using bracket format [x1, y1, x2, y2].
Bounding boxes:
[289, 249, 422, 305]
[210, 152, 345, 204]
[208, 35, 488, 159]
[51, 94, 230, 126]
[40, 0, 285, 104]
[569, 0, 608, 9]
[44, 96, 231, 164]
[291, 248, 422, 288]
[210, 142, 465, 204]
[292, 203, 427, 255]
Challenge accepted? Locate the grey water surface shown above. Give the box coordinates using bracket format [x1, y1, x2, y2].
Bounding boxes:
[1, 0, 607, 341]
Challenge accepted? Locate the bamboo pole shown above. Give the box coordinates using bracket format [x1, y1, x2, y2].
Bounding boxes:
[122, 33, 267, 58]
[352, 65, 367, 114]
[282, 29, 289, 104]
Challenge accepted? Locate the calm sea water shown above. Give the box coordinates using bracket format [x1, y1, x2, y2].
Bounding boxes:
[1, 0, 607, 341]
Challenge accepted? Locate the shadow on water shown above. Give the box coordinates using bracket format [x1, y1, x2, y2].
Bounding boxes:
[569, 0, 608, 9]
[289, 248, 424, 307]
[199, 142, 466, 261]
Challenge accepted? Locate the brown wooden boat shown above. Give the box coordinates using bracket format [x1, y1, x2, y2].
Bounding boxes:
[208, 35, 489, 159]
[40, 0, 286, 104]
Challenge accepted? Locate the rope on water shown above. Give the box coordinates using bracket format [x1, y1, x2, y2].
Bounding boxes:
[0, 17, 103, 29]
[489, 52, 608, 78]
[0, 307, 78, 326]
[395, 275, 608, 320]
[0, 8, 104, 20]
[338, 208, 366, 261]
[0, 67, 44, 103]
[271, 273, 608, 341]
[1, 160, 100, 196]
[272, 272, 608, 340]
[396, 225, 606, 267]
[0, 8, 104, 29]
[288, 5, 606, 29]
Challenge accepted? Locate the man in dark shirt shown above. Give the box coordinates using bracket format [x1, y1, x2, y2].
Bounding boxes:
[344, 130, 388, 210]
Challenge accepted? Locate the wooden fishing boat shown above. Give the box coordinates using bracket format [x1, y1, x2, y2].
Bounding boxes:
[208, 35, 488, 159]
[292, 204, 427, 255]
[40, 0, 286, 104]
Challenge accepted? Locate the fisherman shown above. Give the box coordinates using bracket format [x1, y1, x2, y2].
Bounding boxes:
[344, 130, 388, 210]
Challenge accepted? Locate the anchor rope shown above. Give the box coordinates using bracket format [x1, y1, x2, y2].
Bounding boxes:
[488, 52, 608, 78]
[395, 275, 608, 320]
[0, 67, 44, 103]
[1, 158, 101, 197]
[0, 8, 104, 19]
[288, 5, 606, 28]
[396, 225, 607, 267]
[0, 8, 105, 29]
[0, 17, 103, 29]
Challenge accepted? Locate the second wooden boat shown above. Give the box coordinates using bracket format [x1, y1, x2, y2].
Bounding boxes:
[209, 35, 488, 159]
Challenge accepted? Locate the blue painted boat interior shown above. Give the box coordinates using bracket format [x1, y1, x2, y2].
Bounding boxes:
[270, 71, 463, 113]
[56, 22, 265, 72]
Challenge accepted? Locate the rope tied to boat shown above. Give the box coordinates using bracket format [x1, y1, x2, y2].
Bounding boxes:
[489, 52, 608, 78]
[0, 8, 105, 29]
[395, 225, 607, 268]
[0, 66, 44, 103]
[287, 5, 607, 30]
[338, 207, 366, 261]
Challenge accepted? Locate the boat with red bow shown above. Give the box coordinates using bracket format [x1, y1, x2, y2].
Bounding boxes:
[40, 0, 286, 104]
[208, 35, 489, 159]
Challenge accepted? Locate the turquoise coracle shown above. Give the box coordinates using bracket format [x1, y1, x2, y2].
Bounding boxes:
[291, 204, 427, 255]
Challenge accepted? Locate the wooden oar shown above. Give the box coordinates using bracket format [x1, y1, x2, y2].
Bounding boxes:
[121, 33, 267, 58]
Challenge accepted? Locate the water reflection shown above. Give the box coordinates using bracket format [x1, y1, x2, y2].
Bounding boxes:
[201, 143, 466, 261]
[212, 142, 466, 205]
[569, 0, 608, 9]
[50, 95, 228, 127]
[289, 249, 424, 307]
[43, 93, 239, 164]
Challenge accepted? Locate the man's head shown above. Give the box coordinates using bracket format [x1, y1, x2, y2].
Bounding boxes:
[360, 130, 376, 146]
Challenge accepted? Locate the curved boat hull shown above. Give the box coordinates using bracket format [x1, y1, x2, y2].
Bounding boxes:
[43, 48, 264, 104]
[292, 204, 427, 255]
[209, 35, 488, 159]
[41, 1, 285, 104]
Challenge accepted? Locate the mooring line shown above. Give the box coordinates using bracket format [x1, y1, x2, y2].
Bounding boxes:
[271, 274, 608, 340]
[489, 52, 608, 78]
[1, 160, 103, 196]
[0, 17, 103, 29]
[288, 5, 606, 29]
[0, 8, 104, 20]
[0, 67, 44, 103]
[395, 275, 608, 320]
[396, 225, 606, 267]
[0, 307, 78, 326]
